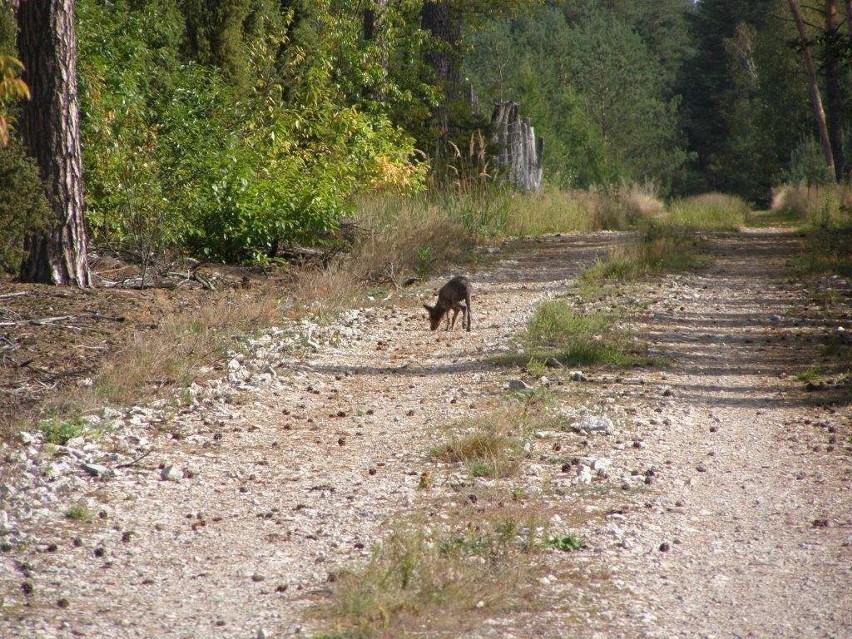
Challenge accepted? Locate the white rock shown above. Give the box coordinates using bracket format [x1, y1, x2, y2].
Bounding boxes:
[574, 415, 614, 434]
[507, 379, 530, 391]
[161, 465, 184, 481]
[576, 465, 593, 484]
[592, 457, 612, 476]
[103, 407, 123, 419]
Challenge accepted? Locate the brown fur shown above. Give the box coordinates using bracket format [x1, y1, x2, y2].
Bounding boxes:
[423, 275, 471, 332]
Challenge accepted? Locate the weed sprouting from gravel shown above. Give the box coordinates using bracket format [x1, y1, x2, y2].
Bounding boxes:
[38, 416, 88, 445]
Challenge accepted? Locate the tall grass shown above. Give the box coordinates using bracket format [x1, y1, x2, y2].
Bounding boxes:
[501, 188, 600, 236]
[771, 182, 852, 229]
[350, 194, 476, 282]
[665, 193, 749, 230]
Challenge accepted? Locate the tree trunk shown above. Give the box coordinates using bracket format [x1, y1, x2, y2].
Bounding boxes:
[421, 0, 462, 137]
[17, 0, 91, 287]
[823, 0, 845, 181]
[787, 0, 835, 181]
[491, 102, 543, 192]
[362, 0, 388, 42]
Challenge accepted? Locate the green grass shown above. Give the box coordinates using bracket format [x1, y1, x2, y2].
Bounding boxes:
[64, 503, 92, 522]
[499, 301, 645, 369]
[795, 365, 823, 383]
[549, 533, 583, 552]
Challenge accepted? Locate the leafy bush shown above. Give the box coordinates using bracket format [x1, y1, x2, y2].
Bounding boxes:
[77, 0, 425, 264]
[0, 141, 51, 273]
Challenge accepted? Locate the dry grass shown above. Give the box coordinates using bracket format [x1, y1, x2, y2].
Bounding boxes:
[350, 194, 475, 282]
[283, 262, 362, 320]
[309, 404, 600, 638]
[312, 511, 546, 639]
[429, 413, 525, 479]
[47, 290, 282, 415]
[771, 182, 852, 229]
[613, 180, 665, 221]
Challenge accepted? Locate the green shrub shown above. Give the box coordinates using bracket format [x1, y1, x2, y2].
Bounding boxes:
[0, 141, 51, 273]
[38, 416, 88, 445]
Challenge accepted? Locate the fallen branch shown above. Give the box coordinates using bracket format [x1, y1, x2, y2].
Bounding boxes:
[116, 448, 154, 469]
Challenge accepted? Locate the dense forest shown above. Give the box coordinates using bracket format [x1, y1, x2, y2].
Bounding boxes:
[1, 0, 850, 274]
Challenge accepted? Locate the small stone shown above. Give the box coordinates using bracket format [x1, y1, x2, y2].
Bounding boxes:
[251, 573, 266, 582]
[57, 597, 70, 609]
[662, 387, 674, 397]
[545, 357, 563, 369]
[21, 581, 34, 595]
[812, 518, 830, 528]
[573, 415, 614, 434]
[659, 542, 670, 552]
[569, 370, 587, 382]
[160, 465, 184, 481]
[575, 465, 593, 484]
[81, 463, 113, 478]
[696, 464, 707, 473]
[507, 379, 530, 391]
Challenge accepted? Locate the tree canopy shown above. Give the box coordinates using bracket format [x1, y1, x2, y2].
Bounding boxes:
[1, 0, 850, 271]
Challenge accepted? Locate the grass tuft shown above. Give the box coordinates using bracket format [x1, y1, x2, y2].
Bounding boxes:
[499, 300, 644, 368]
[430, 427, 522, 479]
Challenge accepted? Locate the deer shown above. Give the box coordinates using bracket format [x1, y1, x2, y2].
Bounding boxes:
[424, 275, 472, 332]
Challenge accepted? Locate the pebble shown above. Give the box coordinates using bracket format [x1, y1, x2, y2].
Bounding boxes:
[160, 465, 184, 482]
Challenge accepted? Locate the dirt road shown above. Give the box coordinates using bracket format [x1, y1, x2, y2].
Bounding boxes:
[1, 228, 849, 638]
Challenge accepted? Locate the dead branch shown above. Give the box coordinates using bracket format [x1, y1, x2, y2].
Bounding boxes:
[115, 447, 154, 469]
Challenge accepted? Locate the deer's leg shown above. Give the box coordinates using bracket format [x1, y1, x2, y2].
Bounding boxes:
[449, 307, 459, 329]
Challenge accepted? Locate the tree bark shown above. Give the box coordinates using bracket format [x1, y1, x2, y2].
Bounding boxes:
[362, 0, 388, 42]
[17, 0, 91, 287]
[787, 0, 835, 181]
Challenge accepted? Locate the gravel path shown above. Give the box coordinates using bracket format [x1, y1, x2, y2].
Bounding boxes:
[1, 228, 849, 638]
